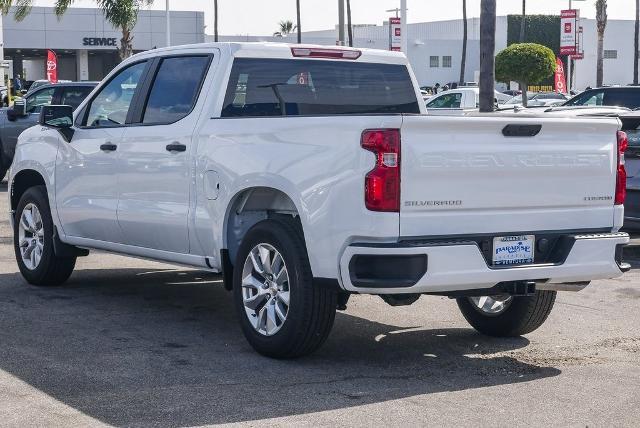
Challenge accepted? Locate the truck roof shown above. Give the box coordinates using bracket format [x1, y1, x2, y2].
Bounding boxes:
[130, 42, 410, 65]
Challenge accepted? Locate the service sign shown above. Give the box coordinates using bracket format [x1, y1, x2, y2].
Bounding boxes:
[389, 17, 401, 52]
[560, 9, 578, 55]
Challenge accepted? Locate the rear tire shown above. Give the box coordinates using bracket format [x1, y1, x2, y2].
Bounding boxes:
[13, 185, 76, 286]
[233, 218, 337, 358]
[456, 290, 556, 337]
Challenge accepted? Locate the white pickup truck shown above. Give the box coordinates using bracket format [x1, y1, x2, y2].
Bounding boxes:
[8, 43, 630, 358]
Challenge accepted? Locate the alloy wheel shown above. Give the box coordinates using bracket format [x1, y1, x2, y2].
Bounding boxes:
[18, 203, 45, 270]
[241, 243, 291, 336]
[468, 295, 513, 316]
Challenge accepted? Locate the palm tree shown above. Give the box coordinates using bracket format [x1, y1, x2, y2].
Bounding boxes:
[520, 0, 526, 42]
[0, 0, 153, 61]
[296, 0, 301, 43]
[634, 0, 639, 85]
[213, 0, 218, 43]
[274, 20, 296, 37]
[596, 0, 607, 87]
[479, 0, 496, 112]
[346, 0, 353, 47]
[459, 0, 467, 86]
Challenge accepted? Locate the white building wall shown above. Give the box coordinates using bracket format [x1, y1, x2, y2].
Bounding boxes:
[2, 7, 205, 51]
[573, 18, 637, 89]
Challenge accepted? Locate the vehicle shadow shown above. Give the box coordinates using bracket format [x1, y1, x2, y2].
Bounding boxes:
[0, 267, 561, 426]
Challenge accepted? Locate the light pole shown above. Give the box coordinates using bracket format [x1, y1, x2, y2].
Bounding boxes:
[400, 0, 407, 53]
[166, 0, 171, 47]
[338, 0, 345, 45]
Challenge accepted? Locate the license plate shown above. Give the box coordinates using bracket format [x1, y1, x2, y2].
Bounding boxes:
[492, 235, 535, 266]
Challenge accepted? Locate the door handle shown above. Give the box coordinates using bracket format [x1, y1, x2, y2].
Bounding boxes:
[166, 142, 187, 153]
[100, 143, 117, 152]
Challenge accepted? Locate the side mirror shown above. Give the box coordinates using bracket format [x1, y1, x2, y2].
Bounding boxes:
[39, 105, 73, 128]
[8, 98, 26, 121]
[39, 105, 75, 142]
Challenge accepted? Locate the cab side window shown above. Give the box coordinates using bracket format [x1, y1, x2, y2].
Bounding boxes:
[60, 86, 94, 110]
[26, 87, 56, 114]
[84, 61, 147, 127]
[142, 56, 211, 124]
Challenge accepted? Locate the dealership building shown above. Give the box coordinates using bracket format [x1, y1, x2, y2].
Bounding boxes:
[216, 16, 638, 91]
[0, 6, 205, 83]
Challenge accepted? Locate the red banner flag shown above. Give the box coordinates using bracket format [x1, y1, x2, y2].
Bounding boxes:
[46, 50, 58, 84]
[554, 57, 567, 94]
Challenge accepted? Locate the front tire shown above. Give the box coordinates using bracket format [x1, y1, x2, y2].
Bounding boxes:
[456, 290, 556, 337]
[233, 218, 337, 358]
[13, 186, 76, 286]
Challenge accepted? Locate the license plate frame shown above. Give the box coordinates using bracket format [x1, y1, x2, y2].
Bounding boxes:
[492, 235, 535, 266]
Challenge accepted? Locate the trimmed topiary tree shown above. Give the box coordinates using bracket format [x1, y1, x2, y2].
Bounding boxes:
[495, 43, 556, 107]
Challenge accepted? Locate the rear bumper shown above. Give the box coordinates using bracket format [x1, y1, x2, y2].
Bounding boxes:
[338, 232, 630, 294]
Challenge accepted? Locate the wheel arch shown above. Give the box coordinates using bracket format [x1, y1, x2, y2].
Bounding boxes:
[10, 168, 48, 218]
[223, 186, 306, 269]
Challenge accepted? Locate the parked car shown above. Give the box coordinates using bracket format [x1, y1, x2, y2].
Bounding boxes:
[24, 79, 73, 97]
[0, 86, 8, 107]
[563, 86, 640, 110]
[504, 92, 569, 107]
[0, 82, 97, 180]
[502, 89, 521, 97]
[620, 113, 640, 229]
[425, 87, 509, 115]
[8, 43, 630, 358]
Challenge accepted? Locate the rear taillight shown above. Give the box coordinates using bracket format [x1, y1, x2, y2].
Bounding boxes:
[361, 129, 401, 212]
[615, 131, 628, 205]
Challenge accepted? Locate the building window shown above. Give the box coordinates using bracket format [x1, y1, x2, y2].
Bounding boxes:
[442, 56, 452, 68]
[604, 50, 618, 59]
[430, 56, 439, 68]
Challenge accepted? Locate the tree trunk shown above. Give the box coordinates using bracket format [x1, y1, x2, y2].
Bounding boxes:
[520, 81, 528, 107]
[597, 32, 604, 87]
[520, 0, 526, 42]
[635, 0, 639, 84]
[296, 0, 302, 44]
[119, 26, 133, 61]
[214, 0, 219, 42]
[596, 0, 607, 88]
[479, 0, 496, 112]
[459, 0, 467, 86]
[346, 0, 353, 47]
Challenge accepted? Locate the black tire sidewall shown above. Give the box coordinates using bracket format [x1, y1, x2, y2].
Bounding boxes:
[13, 186, 57, 283]
[457, 291, 556, 337]
[233, 219, 314, 356]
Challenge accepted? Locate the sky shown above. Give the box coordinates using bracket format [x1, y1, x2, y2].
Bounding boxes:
[25, 0, 635, 36]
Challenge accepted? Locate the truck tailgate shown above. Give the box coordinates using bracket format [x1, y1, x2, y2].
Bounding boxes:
[399, 115, 621, 237]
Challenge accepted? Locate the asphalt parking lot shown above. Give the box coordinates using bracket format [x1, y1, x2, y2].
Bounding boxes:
[1, 178, 639, 427]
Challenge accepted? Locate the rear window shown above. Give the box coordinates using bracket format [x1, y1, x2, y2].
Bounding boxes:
[604, 89, 640, 109]
[221, 58, 420, 117]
